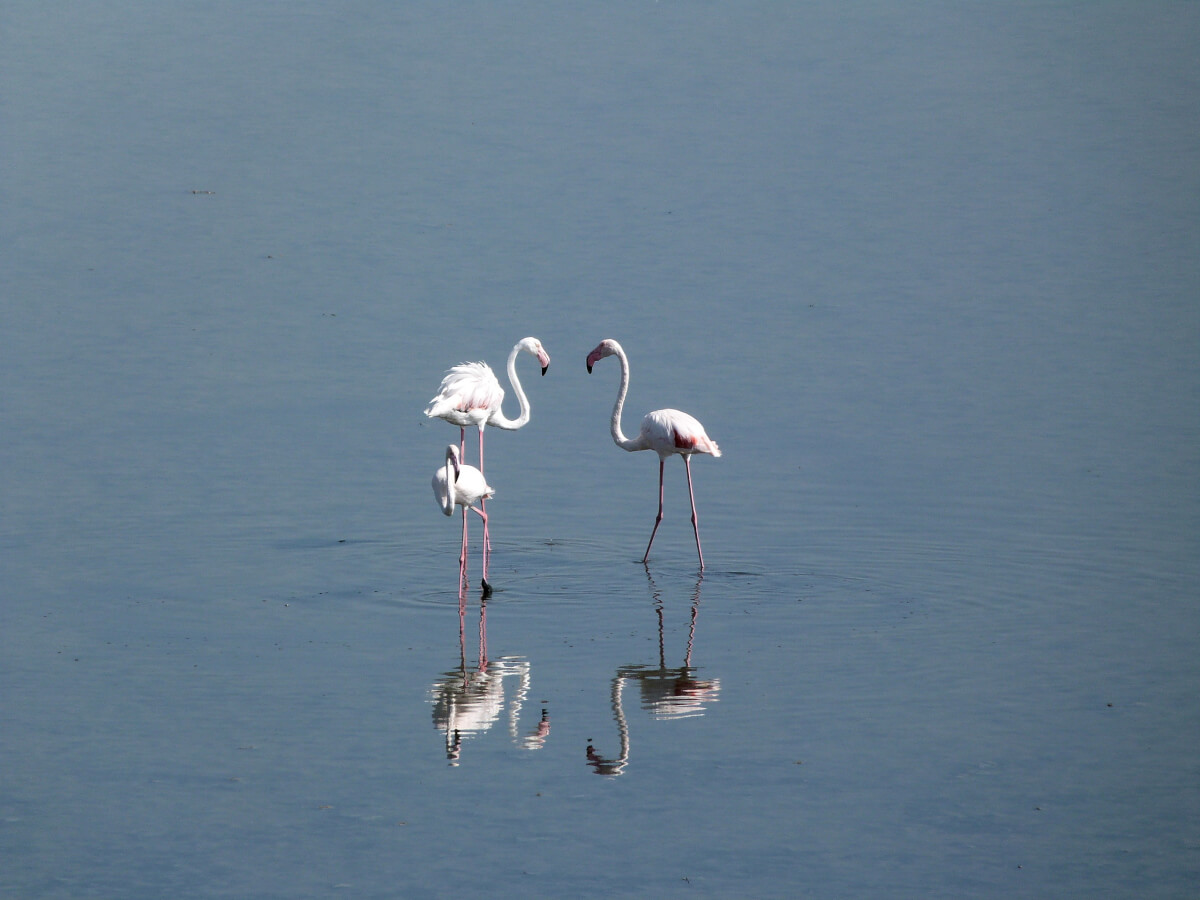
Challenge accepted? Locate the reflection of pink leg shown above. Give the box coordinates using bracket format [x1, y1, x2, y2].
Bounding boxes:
[684, 455, 705, 570]
[643, 459, 666, 563]
[478, 598, 488, 669]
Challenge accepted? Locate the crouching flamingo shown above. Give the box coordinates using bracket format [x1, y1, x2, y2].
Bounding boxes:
[432, 444, 496, 591]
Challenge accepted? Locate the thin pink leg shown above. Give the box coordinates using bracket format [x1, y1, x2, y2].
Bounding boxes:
[459, 427, 466, 460]
[472, 505, 491, 590]
[477, 430, 491, 556]
[684, 455, 705, 570]
[459, 508, 469, 589]
[643, 459, 666, 563]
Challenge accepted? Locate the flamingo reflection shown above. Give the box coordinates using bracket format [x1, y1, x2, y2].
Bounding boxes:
[586, 570, 720, 776]
[430, 587, 550, 765]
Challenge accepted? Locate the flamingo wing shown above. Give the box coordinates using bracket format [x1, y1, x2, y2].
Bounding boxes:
[642, 409, 722, 458]
[425, 362, 505, 423]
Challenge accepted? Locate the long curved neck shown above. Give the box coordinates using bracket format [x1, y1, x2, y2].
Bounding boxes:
[608, 345, 640, 451]
[488, 343, 531, 430]
[441, 454, 456, 515]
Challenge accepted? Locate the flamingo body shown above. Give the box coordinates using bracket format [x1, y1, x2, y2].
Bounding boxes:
[586, 339, 720, 568]
[432, 447, 494, 516]
[424, 362, 504, 432]
[632, 408, 722, 460]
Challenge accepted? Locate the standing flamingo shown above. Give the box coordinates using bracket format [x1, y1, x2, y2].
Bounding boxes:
[586, 339, 721, 569]
[424, 337, 551, 474]
[432, 444, 496, 591]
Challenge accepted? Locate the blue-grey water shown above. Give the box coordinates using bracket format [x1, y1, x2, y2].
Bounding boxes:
[3, 3, 1198, 898]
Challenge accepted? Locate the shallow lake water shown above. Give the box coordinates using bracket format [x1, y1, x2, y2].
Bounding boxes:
[3, 3, 1199, 898]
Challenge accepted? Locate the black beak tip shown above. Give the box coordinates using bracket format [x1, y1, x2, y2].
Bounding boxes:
[541, 365, 549, 376]
[586, 364, 593, 374]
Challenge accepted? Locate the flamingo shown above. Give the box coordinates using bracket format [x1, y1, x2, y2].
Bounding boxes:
[432, 444, 496, 591]
[424, 336, 551, 473]
[586, 339, 721, 569]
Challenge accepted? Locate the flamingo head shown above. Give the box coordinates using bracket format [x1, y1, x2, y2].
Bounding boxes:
[518, 336, 551, 375]
[445, 444, 462, 479]
[586, 339, 621, 373]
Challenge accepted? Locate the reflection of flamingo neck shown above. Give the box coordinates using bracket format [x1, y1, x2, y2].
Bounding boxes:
[508, 663, 529, 740]
[587, 675, 630, 776]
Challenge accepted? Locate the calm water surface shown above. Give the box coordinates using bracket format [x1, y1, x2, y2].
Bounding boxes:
[3, 3, 1198, 898]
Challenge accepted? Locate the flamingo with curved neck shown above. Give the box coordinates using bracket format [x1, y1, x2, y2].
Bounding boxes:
[425, 336, 551, 472]
[586, 339, 721, 569]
